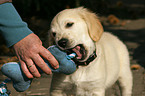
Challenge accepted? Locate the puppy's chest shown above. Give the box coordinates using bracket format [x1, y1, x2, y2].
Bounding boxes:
[66, 66, 99, 83]
[53, 63, 104, 91]
[69, 68, 87, 82]
[59, 68, 102, 91]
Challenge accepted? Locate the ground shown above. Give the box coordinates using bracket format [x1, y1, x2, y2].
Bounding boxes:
[0, 17, 145, 96]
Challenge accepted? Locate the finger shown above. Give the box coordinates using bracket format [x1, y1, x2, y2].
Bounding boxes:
[40, 47, 59, 69]
[26, 59, 41, 78]
[32, 54, 52, 75]
[19, 59, 34, 78]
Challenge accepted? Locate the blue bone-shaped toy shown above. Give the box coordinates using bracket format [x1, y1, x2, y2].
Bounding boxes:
[1, 45, 76, 92]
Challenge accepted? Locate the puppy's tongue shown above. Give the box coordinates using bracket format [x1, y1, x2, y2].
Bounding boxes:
[72, 46, 82, 59]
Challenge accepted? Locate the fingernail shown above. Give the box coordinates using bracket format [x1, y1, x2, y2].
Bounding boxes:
[35, 74, 41, 78]
[48, 71, 52, 74]
[54, 65, 59, 69]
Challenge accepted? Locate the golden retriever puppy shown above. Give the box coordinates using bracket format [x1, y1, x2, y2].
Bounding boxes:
[49, 7, 133, 96]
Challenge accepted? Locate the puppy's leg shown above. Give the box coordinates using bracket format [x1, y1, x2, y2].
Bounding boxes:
[76, 87, 105, 96]
[118, 64, 133, 96]
[50, 90, 66, 96]
[91, 88, 105, 96]
[50, 73, 67, 96]
[76, 81, 105, 96]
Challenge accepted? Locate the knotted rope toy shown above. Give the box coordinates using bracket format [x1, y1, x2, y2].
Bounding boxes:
[1, 45, 76, 92]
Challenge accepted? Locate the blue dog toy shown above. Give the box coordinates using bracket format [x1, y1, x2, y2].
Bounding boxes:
[1, 45, 76, 92]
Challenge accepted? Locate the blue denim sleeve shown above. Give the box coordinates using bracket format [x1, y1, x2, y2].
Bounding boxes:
[0, 3, 33, 47]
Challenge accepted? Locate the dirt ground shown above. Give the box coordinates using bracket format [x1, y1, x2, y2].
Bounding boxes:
[0, 17, 145, 96]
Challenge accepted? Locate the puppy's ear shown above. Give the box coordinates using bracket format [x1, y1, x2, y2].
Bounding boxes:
[77, 7, 103, 42]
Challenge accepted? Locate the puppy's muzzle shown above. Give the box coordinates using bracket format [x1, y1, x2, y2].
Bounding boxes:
[58, 38, 68, 48]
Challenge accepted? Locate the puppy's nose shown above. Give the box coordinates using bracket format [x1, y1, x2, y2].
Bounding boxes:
[58, 38, 68, 48]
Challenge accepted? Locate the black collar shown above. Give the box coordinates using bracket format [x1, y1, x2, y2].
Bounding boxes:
[72, 51, 97, 67]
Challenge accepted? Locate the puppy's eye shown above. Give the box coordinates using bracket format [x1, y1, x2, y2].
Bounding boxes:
[52, 32, 56, 37]
[65, 22, 74, 28]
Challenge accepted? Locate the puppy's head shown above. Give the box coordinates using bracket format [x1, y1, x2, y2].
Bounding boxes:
[50, 7, 103, 62]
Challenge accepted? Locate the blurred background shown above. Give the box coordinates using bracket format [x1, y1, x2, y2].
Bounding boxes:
[0, 0, 145, 96]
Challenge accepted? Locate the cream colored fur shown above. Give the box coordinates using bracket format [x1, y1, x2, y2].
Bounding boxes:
[49, 7, 133, 96]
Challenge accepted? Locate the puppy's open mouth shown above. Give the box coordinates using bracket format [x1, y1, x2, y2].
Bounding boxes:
[66, 44, 86, 61]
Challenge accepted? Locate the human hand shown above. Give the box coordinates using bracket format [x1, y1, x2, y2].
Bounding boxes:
[13, 33, 59, 78]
